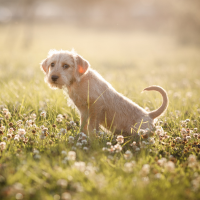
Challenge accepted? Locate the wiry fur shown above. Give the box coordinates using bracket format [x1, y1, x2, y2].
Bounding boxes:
[40, 49, 168, 136]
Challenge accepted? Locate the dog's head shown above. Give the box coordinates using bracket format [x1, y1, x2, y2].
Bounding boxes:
[40, 49, 90, 89]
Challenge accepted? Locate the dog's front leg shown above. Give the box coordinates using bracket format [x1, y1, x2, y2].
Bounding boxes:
[80, 113, 89, 134]
[80, 108, 100, 137]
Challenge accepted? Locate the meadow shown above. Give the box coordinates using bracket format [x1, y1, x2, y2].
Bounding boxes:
[0, 23, 200, 200]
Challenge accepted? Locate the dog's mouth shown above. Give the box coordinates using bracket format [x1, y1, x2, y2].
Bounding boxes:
[48, 82, 63, 89]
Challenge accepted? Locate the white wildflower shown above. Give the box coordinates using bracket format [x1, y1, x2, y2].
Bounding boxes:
[74, 161, 86, 172]
[155, 126, 164, 136]
[124, 161, 136, 173]
[33, 149, 40, 154]
[83, 147, 89, 151]
[40, 111, 46, 118]
[60, 128, 67, 135]
[61, 150, 67, 156]
[17, 129, 26, 137]
[57, 114, 63, 119]
[16, 120, 23, 127]
[157, 158, 167, 167]
[8, 128, 14, 134]
[30, 113, 37, 120]
[70, 121, 76, 126]
[68, 136, 74, 144]
[164, 161, 175, 172]
[188, 155, 198, 168]
[2, 136, 7, 141]
[124, 150, 133, 160]
[81, 139, 87, 145]
[140, 164, 150, 176]
[0, 125, 5, 131]
[148, 137, 155, 144]
[114, 143, 122, 153]
[34, 154, 41, 160]
[61, 192, 71, 200]
[76, 142, 82, 148]
[67, 151, 76, 161]
[0, 142, 6, 150]
[116, 135, 124, 144]
[57, 179, 68, 188]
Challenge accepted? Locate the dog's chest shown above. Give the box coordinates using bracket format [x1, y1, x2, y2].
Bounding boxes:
[68, 90, 87, 108]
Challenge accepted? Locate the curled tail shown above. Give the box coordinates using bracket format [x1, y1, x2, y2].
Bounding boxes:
[143, 85, 168, 119]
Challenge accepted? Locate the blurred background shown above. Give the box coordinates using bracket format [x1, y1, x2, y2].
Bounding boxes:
[0, 0, 200, 109]
[1, 0, 200, 43]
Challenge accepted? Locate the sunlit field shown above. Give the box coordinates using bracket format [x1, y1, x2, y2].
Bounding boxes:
[0, 23, 200, 200]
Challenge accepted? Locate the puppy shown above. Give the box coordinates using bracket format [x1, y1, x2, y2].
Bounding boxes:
[40, 49, 168, 136]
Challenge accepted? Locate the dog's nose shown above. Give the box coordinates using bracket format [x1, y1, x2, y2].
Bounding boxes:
[51, 75, 59, 82]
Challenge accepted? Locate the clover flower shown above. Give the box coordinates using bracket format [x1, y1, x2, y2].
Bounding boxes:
[114, 143, 122, 153]
[188, 155, 198, 168]
[67, 151, 76, 161]
[61, 150, 67, 156]
[17, 129, 26, 138]
[140, 164, 150, 176]
[30, 113, 37, 120]
[181, 128, 187, 135]
[61, 192, 71, 200]
[157, 158, 167, 167]
[0, 125, 5, 131]
[57, 179, 68, 188]
[68, 136, 74, 144]
[5, 111, 11, 119]
[14, 135, 20, 141]
[124, 161, 136, 173]
[193, 128, 198, 133]
[142, 177, 150, 185]
[155, 126, 164, 136]
[135, 147, 140, 152]
[140, 141, 147, 149]
[40, 111, 46, 118]
[74, 161, 86, 172]
[108, 145, 115, 153]
[8, 128, 14, 134]
[34, 154, 41, 160]
[2, 136, 7, 141]
[56, 118, 62, 122]
[69, 121, 76, 126]
[191, 176, 200, 191]
[26, 120, 33, 127]
[0, 142, 6, 150]
[148, 137, 155, 144]
[106, 142, 112, 146]
[164, 161, 175, 172]
[76, 142, 83, 148]
[2, 108, 9, 114]
[57, 114, 63, 119]
[33, 149, 40, 154]
[116, 135, 124, 144]
[83, 147, 89, 151]
[175, 137, 182, 143]
[16, 120, 23, 127]
[60, 128, 67, 135]
[124, 150, 133, 160]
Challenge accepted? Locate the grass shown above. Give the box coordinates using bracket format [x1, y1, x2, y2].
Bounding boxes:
[0, 23, 200, 200]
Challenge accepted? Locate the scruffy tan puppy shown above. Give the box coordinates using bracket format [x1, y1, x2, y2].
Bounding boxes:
[41, 49, 168, 136]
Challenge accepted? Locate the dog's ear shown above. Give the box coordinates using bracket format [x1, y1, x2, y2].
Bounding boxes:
[40, 58, 48, 74]
[75, 54, 90, 77]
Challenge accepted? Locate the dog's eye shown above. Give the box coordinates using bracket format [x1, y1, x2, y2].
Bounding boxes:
[51, 63, 55, 67]
[63, 64, 70, 69]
